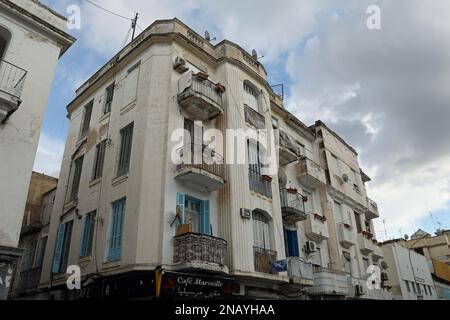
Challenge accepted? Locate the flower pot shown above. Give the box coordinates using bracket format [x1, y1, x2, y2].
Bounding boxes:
[215, 83, 226, 93]
[262, 175, 273, 182]
[176, 224, 192, 236]
[196, 72, 209, 80]
[287, 188, 298, 194]
[302, 195, 308, 202]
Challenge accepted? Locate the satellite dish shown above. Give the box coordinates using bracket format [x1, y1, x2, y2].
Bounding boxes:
[204, 31, 211, 41]
[252, 49, 258, 59]
[404, 234, 409, 240]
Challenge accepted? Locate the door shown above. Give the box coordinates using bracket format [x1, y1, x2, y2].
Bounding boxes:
[185, 198, 201, 233]
[284, 227, 300, 257]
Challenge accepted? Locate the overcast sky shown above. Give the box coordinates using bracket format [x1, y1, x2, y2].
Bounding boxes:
[37, 0, 450, 239]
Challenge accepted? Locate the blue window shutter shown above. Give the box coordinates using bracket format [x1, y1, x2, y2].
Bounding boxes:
[290, 230, 299, 257]
[109, 199, 125, 261]
[200, 200, 211, 235]
[52, 223, 66, 273]
[116, 199, 125, 259]
[176, 193, 185, 225]
[80, 214, 91, 257]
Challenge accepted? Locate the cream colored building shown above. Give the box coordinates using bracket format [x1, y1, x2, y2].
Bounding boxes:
[36, 18, 388, 300]
[0, 0, 74, 300]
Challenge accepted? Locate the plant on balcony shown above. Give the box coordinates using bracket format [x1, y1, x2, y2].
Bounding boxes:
[362, 230, 374, 239]
[302, 195, 308, 202]
[287, 187, 298, 194]
[343, 223, 352, 230]
[262, 175, 273, 182]
[195, 72, 209, 80]
[176, 223, 192, 236]
[314, 213, 327, 223]
[215, 83, 226, 94]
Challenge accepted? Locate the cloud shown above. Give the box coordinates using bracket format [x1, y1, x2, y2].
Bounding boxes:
[33, 133, 65, 178]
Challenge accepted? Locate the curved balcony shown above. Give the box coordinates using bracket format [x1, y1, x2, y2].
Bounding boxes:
[358, 232, 375, 255]
[280, 188, 307, 223]
[173, 232, 228, 274]
[337, 223, 356, 249]
[304, 213, 329, 242]
[365, 197, 379, 220]
[177, 72, 224, 121]
[175, 144, 225, 192]
[0, 59, 27, 123]
[286, 257, 314, 286]
[297, 157, 326, 189]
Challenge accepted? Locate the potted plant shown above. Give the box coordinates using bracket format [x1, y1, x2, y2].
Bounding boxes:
[262, 175, 273, 182]
[314, 213, 327, 222]
[196, 72, 209, 80]
[215, 83, 226, 93]
[287, 187, 298, 194]
[343, 223, 352, 230]
[176, 223, 192, 236]
[302, 195, 308, 203]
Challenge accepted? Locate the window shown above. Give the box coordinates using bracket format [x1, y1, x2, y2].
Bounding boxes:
[176, 193, 211, 235]
[243, 81, 259, 112]
[92, 140, 107, 180]
[248, 140, 272, 198]
[354, 212, 363, 233]
[412, 282, 417, 294]
[362, 257, 370, 273]
[22, 240, 38, 271]
[52, 220, 73, 274]
[104, 82, 115, 114]
[343, 251, 352, 274]
[80, 100, 93, 139]
[107, 198, 126, 262]
[296, 141, 305, 157]
[68, 156, 84, 202]
[416, 283, 422, 295]
[0, 26, 11, 59]
[35, 236, 47, 269]
[253, 211, 271, 250]
[80, 211, 96, 257]
[304, 190, 314, 214]
[117, 123, 134, 177]
[405, 280, 411, 292]
[284, 227, 299, 257]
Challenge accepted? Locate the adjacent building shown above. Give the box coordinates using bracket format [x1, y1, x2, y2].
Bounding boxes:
[381, 242, 438, 300]
[11, 172, 57, 298]
[34, 18, 388, 300]
[0, 0, 74, 299]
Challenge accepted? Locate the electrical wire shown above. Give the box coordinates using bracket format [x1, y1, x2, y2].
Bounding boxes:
[84, 0, 132, 20]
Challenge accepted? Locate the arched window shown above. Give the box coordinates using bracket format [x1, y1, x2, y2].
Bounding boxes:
[252, 210, 272, 250]
[0, 26, 12, 59]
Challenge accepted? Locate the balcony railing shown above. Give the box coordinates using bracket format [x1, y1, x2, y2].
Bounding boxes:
[177, 72, 224, 120]
[173, 232, 228, 272]
[286, 257, 314, 285]
[253, 247, 277, 274]
[279, 188, 307, 223]
[307, 266, 349, 296]
[298, 156, 327, 189]
[365, 197, 379, 220]
[175, 144, 225, 192]
[0, 59, 27, 99]
[17, 268, 41, 293]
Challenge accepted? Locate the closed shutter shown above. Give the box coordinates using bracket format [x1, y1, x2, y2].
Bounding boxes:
[80, 214, 91, 257]
[176, 193, 185, 225]
[80, 101, 93, 138]
[117, 123, 134, 176]
[92, 140, 107, 180]
[52, 223, 66, 273]
[290, 230, 299, 257]
[108, 199, 126, 261]
[70, 156, 84, 201]
[200, 200, 211, 235]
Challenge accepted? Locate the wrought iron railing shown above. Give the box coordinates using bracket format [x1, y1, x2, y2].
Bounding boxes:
[177, 144, 224, 179]
[279, 188, 305, 212]
[0, 59, 27, 99]
[18, 268, 41, 292]
[173, 232, 228, 266]
[253, 246, 277, 274]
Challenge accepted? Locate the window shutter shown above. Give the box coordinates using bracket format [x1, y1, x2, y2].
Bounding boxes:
[290, 230, 299, 257]
[52, 223, 66, 273]
[283, 226, 289, 257]
[108, 199, 125, 261]
[200, 200, 211, 235]
[176, 193, 185, 225]
[80, 214, 91, 257]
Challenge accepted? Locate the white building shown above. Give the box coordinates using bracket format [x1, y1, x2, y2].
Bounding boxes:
[0, 0, 74, 299]
[382, 242, 438, 300]
[36, 18, 388, 300]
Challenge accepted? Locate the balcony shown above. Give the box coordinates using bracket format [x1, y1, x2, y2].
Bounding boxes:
[0, 59, 27, 123]
[17, 268, 41, 293]
[304, 213, 329, 242]
[254, 247, 277, 274]
[306, 266, 349, 296]
[358, 232, 375, 255]
[286, 257, 314, 286]
[175, 144, 225, 192]
[365, 197, 379, 220]
[279, 188, 307, 223]
[337, 223, 356, 249]
[297, 157, 327, 189]
[177, 72, 224, 121]
[173, 232, 228, 274]
[372, 244, 384, 261]
[278, 131, 298, 166]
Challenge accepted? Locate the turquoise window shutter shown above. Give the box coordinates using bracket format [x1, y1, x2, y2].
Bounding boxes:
[52, 223, 66, 273]
[108, 198, 126, 261]
[200, 200, 211, 235]
[80, 214, 91, 257]
[176, 192, 185, 225]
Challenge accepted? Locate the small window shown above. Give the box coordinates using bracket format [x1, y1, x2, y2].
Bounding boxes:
[405, 280, 411, 292]
[92, 140, 107, 180]
[104, 82, 115, 114]
[117, 123, 134, 177]
[80, 211, 96, 258]
[80, 101, 93, 139]
[354, 212, 363, 233]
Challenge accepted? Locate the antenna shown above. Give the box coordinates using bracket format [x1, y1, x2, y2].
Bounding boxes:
[131, 12, 139, 41]
[204, 31, 216, 42]
[383, 219, 388, 241]
[429, 211, 437, 232]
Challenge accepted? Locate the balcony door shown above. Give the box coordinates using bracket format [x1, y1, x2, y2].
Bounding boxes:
[284, 226, 300, 257]
[184, 118, 203, 164]
[177, 193, 211, 236]
[185, 197, 201, 233]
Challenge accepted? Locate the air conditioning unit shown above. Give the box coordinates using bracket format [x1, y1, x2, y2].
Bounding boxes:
[173, 57, 189, 73]
[355, 284, 364, 296]
[305, 241, 316, 253]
